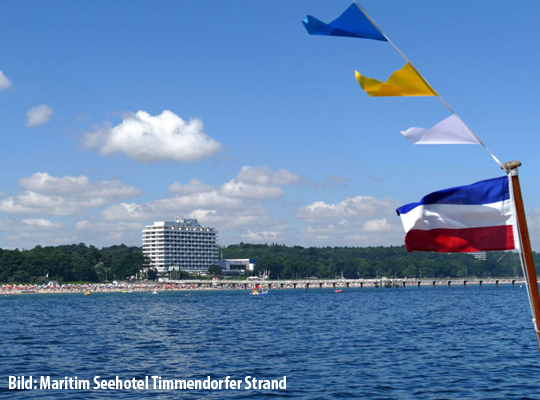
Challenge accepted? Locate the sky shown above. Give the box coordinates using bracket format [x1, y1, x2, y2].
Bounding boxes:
[1, 0, 540, 250]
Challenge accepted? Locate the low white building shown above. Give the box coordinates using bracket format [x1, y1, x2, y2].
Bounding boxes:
[142, 217, 218, 274]
[219, 259, 256, 276]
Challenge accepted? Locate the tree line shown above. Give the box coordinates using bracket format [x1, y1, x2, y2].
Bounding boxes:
[0, 244, 147, 284]
[222, 243, 534, 280]
[0, 242, 536, 283]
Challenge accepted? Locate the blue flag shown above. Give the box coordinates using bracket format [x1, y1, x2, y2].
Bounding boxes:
[303, 3, 387, 41]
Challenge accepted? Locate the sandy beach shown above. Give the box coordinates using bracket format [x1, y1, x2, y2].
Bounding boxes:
[0, 278, 524, 295]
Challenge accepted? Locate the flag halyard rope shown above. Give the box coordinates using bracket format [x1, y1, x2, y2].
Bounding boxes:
[352, 0, 503, 169]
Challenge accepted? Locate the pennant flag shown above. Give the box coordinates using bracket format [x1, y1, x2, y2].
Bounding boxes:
[302, 3, 387, 41]
[355, 63, 437, 97]
[396, 176, 518, 253]
[400, 115, 481, 145]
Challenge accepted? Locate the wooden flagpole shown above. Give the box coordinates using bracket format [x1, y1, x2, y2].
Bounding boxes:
[504, 161, 540, 354]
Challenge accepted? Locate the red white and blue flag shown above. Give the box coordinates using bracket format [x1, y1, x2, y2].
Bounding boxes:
[396, 176, 519, 252]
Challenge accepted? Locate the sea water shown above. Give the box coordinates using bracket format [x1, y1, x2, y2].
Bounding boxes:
[1, 285, 540, 399]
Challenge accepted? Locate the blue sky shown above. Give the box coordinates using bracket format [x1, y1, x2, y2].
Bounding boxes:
[1, 0, 540, 250]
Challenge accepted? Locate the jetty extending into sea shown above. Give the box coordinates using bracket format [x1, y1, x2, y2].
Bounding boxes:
[186, 277, 522, 289]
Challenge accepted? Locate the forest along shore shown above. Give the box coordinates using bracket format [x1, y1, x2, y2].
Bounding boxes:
[0, 243, 533, 284]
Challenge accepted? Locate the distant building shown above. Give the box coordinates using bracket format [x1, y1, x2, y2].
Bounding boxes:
[219, 259, 256, 277]
[469, 252, 487, 261]
[142, 217, 218, 274]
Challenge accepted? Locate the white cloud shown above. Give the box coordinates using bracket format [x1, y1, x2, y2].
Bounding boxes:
[236, 165, 301, 185]
[20, 172, 140, 199]
[186, 208, 270, 228]
[0, 165, 411, 249]
[168, 179, 213, 194]
[4, 232, 78, 249]
[75, 219, 142, 233]
[168, 166, 300, 201]
[26, 104, 53, 127]
[0, 166, 305, 249]
[20, 172, 89, 193]
[0, 172, 142, 216]
[272, 169, 302, 185]
[75, 220, 89, 230]
[220, 180, 283, 199]
[316, 174, 350, 189]
[241, 230, 283, 242]
[362, 218, 394, 232]
[0, 217, 63, 232]
[0, 217, 74, 249]
[297, 196, 403, 247]
[159, 192, 243, 211]
[102, 166, 300, 226]
[102, 203, 156, 222]
[98, 165, 302, 245]
[22, 218, 63, 229]
[0, 70, 11, 90]
[215, 166, 300, 200]
[297, 196, 398, 220]
[83, 110, 221, 163]
[236, 166, 273, 184]
[102, 191, 252, 222]
[73, 219, 145, 245]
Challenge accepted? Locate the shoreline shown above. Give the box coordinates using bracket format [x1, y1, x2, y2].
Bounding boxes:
[0, 278, 526, 295]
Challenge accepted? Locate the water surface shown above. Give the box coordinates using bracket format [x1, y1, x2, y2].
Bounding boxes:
[1, 285, 539, 399]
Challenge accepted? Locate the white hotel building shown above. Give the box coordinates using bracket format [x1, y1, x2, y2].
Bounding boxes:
[142, 217, 218, 274]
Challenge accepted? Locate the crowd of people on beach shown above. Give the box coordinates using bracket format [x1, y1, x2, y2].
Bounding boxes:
[0, 282, 248, 295]
[0, 278, 521, 295]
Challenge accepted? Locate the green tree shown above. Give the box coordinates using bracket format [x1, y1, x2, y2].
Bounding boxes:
[208, 264, 222, 276]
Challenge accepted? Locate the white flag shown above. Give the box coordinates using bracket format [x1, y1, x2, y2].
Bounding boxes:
[400, 115, 481, 145]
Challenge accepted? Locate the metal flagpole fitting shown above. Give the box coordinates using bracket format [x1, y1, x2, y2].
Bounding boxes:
[502, 160, 522, 173]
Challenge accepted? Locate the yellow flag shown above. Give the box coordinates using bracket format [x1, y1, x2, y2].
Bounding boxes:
[355, 63, 437, 97]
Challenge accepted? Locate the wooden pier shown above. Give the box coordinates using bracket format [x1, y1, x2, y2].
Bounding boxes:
[164, 277, 524, 289]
